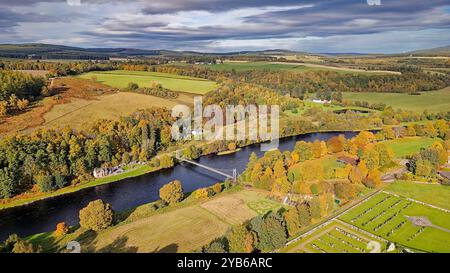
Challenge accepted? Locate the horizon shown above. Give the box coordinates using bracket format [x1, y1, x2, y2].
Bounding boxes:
[0, 0, 449, 53]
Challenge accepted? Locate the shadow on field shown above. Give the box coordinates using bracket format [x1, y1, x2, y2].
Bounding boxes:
[152, 243, 179, 253]
[98, 236, 138, 253]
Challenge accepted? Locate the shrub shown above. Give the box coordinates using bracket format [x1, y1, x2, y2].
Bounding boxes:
[79, 199, 114, 231]
[203, 239, 227, 253]
[212, 183, 222, 194]
[127, 82, 139, 90]
[12, 240, 41, 253]
[55, 222, 69, 236]
[193, 188, 212, 199]
[159, 180, 184, 205]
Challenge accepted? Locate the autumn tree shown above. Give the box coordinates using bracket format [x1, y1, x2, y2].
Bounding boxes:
[273, 159, 286, 179]
[249, 212, 286, 252]
[159, 180, 184, 204]
[297, 203, 312, 227]
[283, 207, 300, 237]
[327, 135, 345, 153]
[334, 182, 356, 201]
[79, 199, 114, 231]
[227, 225, 255, 253]
[362, 146, 379, 170]
[364, 169, 382, 188]
[294, 141, 312, 161]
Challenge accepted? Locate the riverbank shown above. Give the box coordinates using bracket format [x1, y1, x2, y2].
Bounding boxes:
[0, 165, 155, 210]
[0, 127, 377, 211]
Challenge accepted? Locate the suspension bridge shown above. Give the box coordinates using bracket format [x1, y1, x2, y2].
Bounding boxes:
[175, 155, 237, 181]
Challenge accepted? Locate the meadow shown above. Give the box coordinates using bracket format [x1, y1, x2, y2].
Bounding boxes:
[79, 70, 217, 94]
[385, 182, 450, 210]
[339, 192, 450, 252]
[41, 92, 192, 131]
[28, 189, 281, 253]
[383, 137, 436, 158]
[343, 87, 450, 112]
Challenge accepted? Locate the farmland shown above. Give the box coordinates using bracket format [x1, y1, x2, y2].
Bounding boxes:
[383, 137, 436, 158]
[343, 87, 450, 112]
[197, 61, 393, 74]
[78, 70, 217, 94]
[339, 192, 450, 252]
[41, 92, 193, 131]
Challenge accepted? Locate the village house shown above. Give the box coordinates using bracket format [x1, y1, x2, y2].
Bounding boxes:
[93, 166, 124, 178]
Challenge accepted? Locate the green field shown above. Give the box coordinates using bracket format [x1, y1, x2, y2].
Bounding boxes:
[198, 61, 381, 74]
[383, 137, 436, 158]
[79, 70, 217, 94]
[340, 192, 450, 252]
[343, 87, 450, 112]
[386, 182, 450, 210]
[281, 221, 387, 253]
[200, 62, 319, 72]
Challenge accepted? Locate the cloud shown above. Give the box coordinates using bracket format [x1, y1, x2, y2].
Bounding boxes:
[0, 0, 449, 52]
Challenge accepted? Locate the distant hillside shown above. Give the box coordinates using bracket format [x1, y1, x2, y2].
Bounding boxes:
[0, 43, 312, 60]
[407, 45, 450, 56]
[0, 43, 163, 60]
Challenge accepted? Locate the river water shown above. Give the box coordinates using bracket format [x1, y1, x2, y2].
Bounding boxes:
[0, 131, 358, 240]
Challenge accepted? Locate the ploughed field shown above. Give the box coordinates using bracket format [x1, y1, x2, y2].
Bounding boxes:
[78, 70, 217, 95]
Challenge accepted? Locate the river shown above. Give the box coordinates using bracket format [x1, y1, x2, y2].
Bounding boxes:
[0, 131, 359, 240]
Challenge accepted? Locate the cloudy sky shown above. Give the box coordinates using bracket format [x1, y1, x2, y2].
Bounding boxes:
[0, 0, 450, 53]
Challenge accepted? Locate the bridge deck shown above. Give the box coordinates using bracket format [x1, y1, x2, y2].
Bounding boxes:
[176, 156, 235, 180]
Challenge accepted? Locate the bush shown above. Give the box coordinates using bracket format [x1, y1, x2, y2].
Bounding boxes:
[12, 240, 41, 253]
[159, 180, 184, 205]
[55, 222, 69, 236]
[79, 199, 114, 231]
[212, 183, 222, 194]
[127, 82, 139, 90]
[193, 188, 212, 199]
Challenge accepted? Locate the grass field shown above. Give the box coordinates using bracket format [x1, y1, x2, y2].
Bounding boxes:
[339, 192, 450, 252]
[383, 137, 436, 158]
[281, 221, 387, 253]
[385, 182, 450, 210]
[41, 92, 193, 131]
[343, 87, 450, 112]
[28, 189, 280, 253]
[196, 61, 394, 75]
[79, 70, 217, 94]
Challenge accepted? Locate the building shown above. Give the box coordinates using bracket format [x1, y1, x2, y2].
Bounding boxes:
[337, 156, 359, 166]
[93, 166, 124, 178]
[312, 99, 331, 104]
